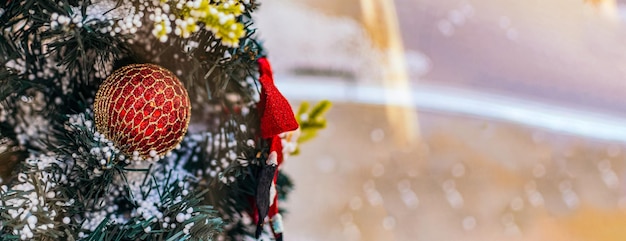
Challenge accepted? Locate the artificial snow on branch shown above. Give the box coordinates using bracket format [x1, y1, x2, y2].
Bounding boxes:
[0, 0, 330, 240]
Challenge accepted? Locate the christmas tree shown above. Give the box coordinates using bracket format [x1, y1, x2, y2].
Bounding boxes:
[0, 0, 330, 240]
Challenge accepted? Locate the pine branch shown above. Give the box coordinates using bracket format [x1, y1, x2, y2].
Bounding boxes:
[84, 170, 224, 241]
[1, 0, 314, 240]
[294, 100, 332, 153]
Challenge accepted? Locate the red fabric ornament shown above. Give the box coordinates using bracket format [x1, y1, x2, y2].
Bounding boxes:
[253, 57, 298, 241]
[93, 64, 191, 158]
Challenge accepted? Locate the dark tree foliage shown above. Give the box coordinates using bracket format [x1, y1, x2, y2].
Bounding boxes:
[0, 1, 300, 240]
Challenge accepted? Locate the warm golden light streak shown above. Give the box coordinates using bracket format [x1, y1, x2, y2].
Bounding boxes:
[360, 0, 419, 148]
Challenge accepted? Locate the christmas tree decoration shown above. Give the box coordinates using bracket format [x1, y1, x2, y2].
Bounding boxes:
[93, 64, 191, 159]
[150, 0, 246, 46]
[253, 57, 299, 241]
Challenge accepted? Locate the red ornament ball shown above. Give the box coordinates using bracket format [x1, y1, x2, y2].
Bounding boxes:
[94, 64, 191, 158]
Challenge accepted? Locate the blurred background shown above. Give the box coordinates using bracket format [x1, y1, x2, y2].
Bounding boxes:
[256, 0, 626, 240]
